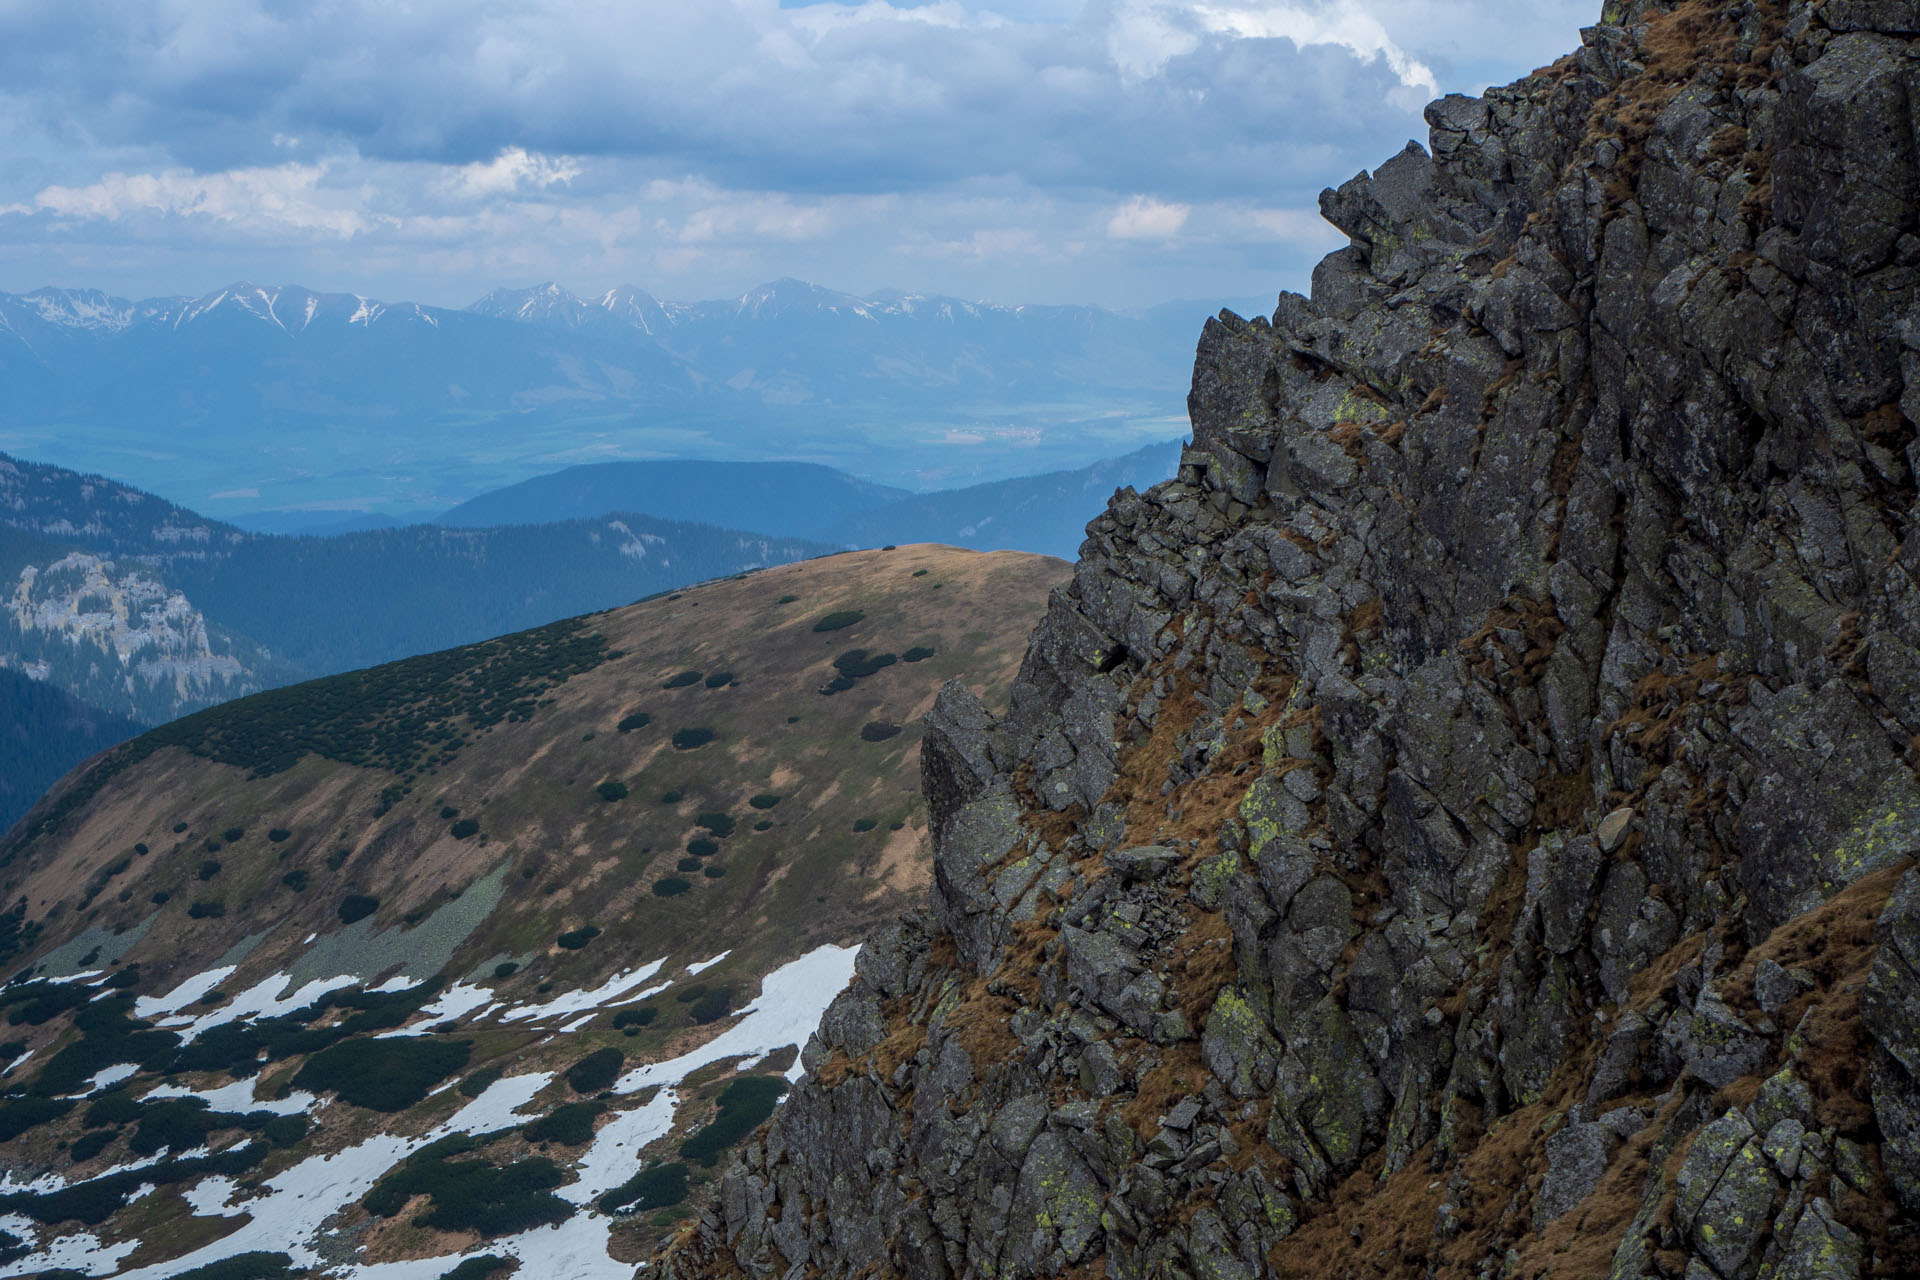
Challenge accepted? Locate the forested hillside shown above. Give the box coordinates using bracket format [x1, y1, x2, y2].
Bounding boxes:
[0, 670, 138, 835]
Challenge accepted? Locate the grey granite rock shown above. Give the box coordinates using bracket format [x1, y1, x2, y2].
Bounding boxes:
[664, 6, 1920, 1276]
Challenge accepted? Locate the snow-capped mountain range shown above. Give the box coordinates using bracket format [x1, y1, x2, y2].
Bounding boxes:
[0, 278, 1211, 515]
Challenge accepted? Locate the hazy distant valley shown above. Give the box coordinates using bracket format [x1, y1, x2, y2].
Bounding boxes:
[0, 280, 1216, 516]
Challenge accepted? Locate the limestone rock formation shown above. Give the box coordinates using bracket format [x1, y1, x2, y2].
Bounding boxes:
[663, 1, 1920, 1275]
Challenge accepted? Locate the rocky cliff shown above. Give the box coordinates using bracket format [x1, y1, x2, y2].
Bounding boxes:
[662, 2, 1920, 1277]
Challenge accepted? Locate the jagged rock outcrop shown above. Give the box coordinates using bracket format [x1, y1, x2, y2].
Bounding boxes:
[663, 2, 1920, 1276]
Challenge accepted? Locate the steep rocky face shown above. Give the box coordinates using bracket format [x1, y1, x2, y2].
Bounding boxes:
[4, 550, 271, 722]
[663, 2, 1920, 1278]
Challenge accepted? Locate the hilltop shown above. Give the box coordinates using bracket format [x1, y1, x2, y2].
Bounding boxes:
[0, 451, 839, 831]
[0, 545, 1065, 1276]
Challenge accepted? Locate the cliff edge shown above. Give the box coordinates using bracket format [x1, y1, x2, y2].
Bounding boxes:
[663, 1, 1920, 1275]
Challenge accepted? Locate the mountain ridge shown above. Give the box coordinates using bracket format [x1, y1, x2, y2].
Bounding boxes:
[429, 443, 1187, 559]
[661, 2, 1920, 1277]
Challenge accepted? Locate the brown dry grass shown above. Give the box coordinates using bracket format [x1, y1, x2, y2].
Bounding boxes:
[9, 545, 1064, 1008]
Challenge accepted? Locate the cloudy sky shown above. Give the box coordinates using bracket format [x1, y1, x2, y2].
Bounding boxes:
[0, 0, 1594, 310]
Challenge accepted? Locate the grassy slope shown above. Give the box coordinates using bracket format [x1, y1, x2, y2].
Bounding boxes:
[0, 544, 1064, 1265]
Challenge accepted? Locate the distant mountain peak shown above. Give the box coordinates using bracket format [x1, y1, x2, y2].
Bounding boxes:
[467, 281, 603, 328]
[736, 277, 868, 318]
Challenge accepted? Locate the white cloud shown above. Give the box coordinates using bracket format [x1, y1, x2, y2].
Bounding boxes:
[444, 147, 580, 198]
[1107, 195, 1189, 240]
[0, 0, 1600, 305]
[1191, 1, 1439, 97]
[29, 164, 371, 237]
[1105, 3, 1203, 80]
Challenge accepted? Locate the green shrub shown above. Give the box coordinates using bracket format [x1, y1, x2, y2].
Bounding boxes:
[2, 1131, 267, 1227]
[652, 877, 691, 897]
[133, 842, 148, 855]
[450, 819, 480, 839]
[748, 794, 782, 809]
[492, 962, 518, 979]
[280, 870, 310, 892]
[703, 865, 727, 879]
[671, 727, 715, 750]
[365, 1150, 571, 1235]
[852, 818, 878, 832]
[662, 670, 703, 689]
[523, 1100, 601, 1145]
[911, 569, 928, 577]
[753, 820, 773, 832]
[198, 859, 222, 880]
[203, 838, 222, 854]
[188, 899, 225, 919]
[704, 671, 735, 688]
[130, 1098, 223, 1156]
[660, 788, 683, 804]
[174, 1252, 299, 1280]
[677, 857, 703, 872]
[441, 1255, 514, 1280]
[812, 610, 864, 632]
[595, 780, 629, 802]
[441, 805, 461, 819]
[777, 594, 799, 604]
[267, 828, 292, 843]
[293, 1037, 472, 1112]
[597, 1161, 688, 1214]
[860, 722, 902, 742]
[263, 1114, 308, 1147]
[338, 895, 379, 924]
[151, 890, 171, 905]
[902, 645, 936, 662]
[685, 838, 719, 858]
[326, 847, 352, 869]
[556, 926, 600, 951]
[223, 827, 245, 843]
[4, 980, 90, 1026]
[458, 1066, 503, 1099]
[612, 1007, 656, 1029]
[617, 713, 652, 733]
[0, 1096, 73, 1141]
[172, 822, 189, 833]
[688, 987, 733, 1024]
[833, 649, 896, 679]
[68, 1129, 113, 1163]
[679, 1077, 786, 1166]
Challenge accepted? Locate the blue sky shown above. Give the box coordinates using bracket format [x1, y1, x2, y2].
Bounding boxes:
[0, 0, 1595, 309]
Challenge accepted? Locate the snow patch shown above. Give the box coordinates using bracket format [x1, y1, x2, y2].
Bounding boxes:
[160, 973, 355, 1041]
[685, 950, 730, 976]
[135, 965, 236, 1019]
[617, 944, 858, 1093]
[146, 1079, 316, 1117]
[496, 958, 666, 1025]
[79, 1063, 138, 1093]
